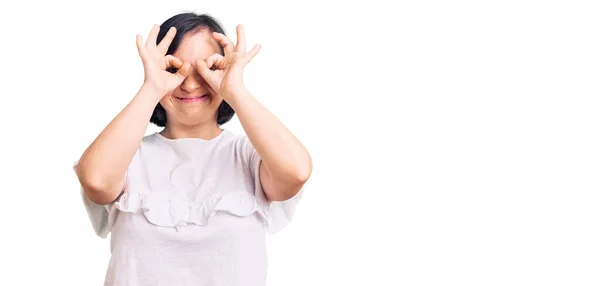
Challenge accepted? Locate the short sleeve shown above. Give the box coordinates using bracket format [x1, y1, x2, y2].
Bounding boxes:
[240, 136, 305, 235]
[73, 161, 115, 239]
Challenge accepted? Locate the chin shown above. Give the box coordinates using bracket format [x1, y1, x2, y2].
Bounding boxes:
[166, 108, 220, 125]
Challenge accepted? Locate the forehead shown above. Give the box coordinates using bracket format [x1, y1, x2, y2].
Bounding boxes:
[172, 29, 221, 62]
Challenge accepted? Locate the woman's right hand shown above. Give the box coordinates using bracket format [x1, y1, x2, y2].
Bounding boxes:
[136, 25, 191, 99]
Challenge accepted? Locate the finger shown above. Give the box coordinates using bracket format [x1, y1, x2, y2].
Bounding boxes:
[177, 62, 192, 78]
[212, 32, 234, 54]
[136, 34, 145, 57]
[195, 59, 212, 80]
[157, 27, 177, 54]
[165, 55, 183, 70]
[205, 54, 225, 70]
[244, 44, 261, 63]
[146, 24, 160, 48]
[235, 24, 246, 53]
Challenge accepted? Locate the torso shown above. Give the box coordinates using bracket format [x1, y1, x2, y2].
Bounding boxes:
[102, 130, 270, 285]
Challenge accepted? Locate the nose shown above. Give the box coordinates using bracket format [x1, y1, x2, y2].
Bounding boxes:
[180, 71, 207, 93]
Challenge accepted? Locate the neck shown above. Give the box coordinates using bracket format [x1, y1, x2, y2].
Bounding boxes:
[160, 121, 223, 140]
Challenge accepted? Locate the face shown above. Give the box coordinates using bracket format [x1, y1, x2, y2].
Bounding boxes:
[160, 29, 223, 127]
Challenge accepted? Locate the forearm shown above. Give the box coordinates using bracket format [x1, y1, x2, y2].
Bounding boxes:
[228, 88, 312, 184]
[76, 84, 162, 204]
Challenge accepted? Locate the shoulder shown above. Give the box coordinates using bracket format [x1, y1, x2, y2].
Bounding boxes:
[140, 132, 163, 145]
[214, 130, 259, 167]
[216, 129, 255, 153]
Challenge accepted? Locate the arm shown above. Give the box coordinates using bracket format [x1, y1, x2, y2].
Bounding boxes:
[229, 89, 312, 201]
[76, 85, 162, 205]
[76, 25, 190, 205]
[197, 25, 312, 201]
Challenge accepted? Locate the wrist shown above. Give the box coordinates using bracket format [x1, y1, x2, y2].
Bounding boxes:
[222, 87, 252, 107]
[140, 82, 168, 103]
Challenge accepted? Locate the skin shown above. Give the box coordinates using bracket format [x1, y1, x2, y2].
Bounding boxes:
[76, 24, 312, 205]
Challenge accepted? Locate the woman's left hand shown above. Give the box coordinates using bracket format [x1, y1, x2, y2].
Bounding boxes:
[196, 24, 261, 101]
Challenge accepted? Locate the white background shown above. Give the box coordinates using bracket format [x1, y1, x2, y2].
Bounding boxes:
[0, 0, 599, 285]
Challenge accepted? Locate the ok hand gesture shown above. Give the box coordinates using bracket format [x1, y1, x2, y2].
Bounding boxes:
[136, 25, 192, 99]
[196, 25, 261, 100]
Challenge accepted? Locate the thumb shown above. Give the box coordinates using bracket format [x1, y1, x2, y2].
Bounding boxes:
[177, 62, 192, 79]
[196, 59, 212, 80]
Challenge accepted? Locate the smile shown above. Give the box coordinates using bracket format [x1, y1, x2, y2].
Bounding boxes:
[175, 94, 209, 103]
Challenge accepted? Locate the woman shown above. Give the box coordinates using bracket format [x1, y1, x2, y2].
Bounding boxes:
[74, 12, 311, 285]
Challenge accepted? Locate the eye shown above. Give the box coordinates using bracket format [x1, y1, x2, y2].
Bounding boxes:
[166, 67, 178, 74]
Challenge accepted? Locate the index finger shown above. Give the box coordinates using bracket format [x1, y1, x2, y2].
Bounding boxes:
[235, 24, 246, 53]
[145, 24, 160, 49]
[157, 27, 177, 54]
[212, 32, 234, 54]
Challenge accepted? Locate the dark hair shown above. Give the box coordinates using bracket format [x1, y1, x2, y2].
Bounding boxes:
[150, 12, 235, 127]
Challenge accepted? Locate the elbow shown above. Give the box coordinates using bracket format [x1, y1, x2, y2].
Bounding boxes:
[273, 165, 312, 201]
[294, 155, 313, 185]
[81, 182, 121, 206]
[262, 173, 308, 202]
[76, 166, 122, 205]
[300, 164, 312, 184]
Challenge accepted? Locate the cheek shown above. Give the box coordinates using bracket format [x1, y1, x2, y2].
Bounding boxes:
[159, 92, 175, 107]
[212, 97, 224, 110]
[211, 93, 224, 105]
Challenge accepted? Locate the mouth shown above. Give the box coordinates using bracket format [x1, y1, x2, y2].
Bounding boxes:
[175, 94, 209, 103]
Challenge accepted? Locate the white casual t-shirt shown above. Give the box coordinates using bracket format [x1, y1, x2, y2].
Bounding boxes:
[75, 129, 303, 286]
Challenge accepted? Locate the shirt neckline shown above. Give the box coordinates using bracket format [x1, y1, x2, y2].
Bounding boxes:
[154, 129, 228, 143]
